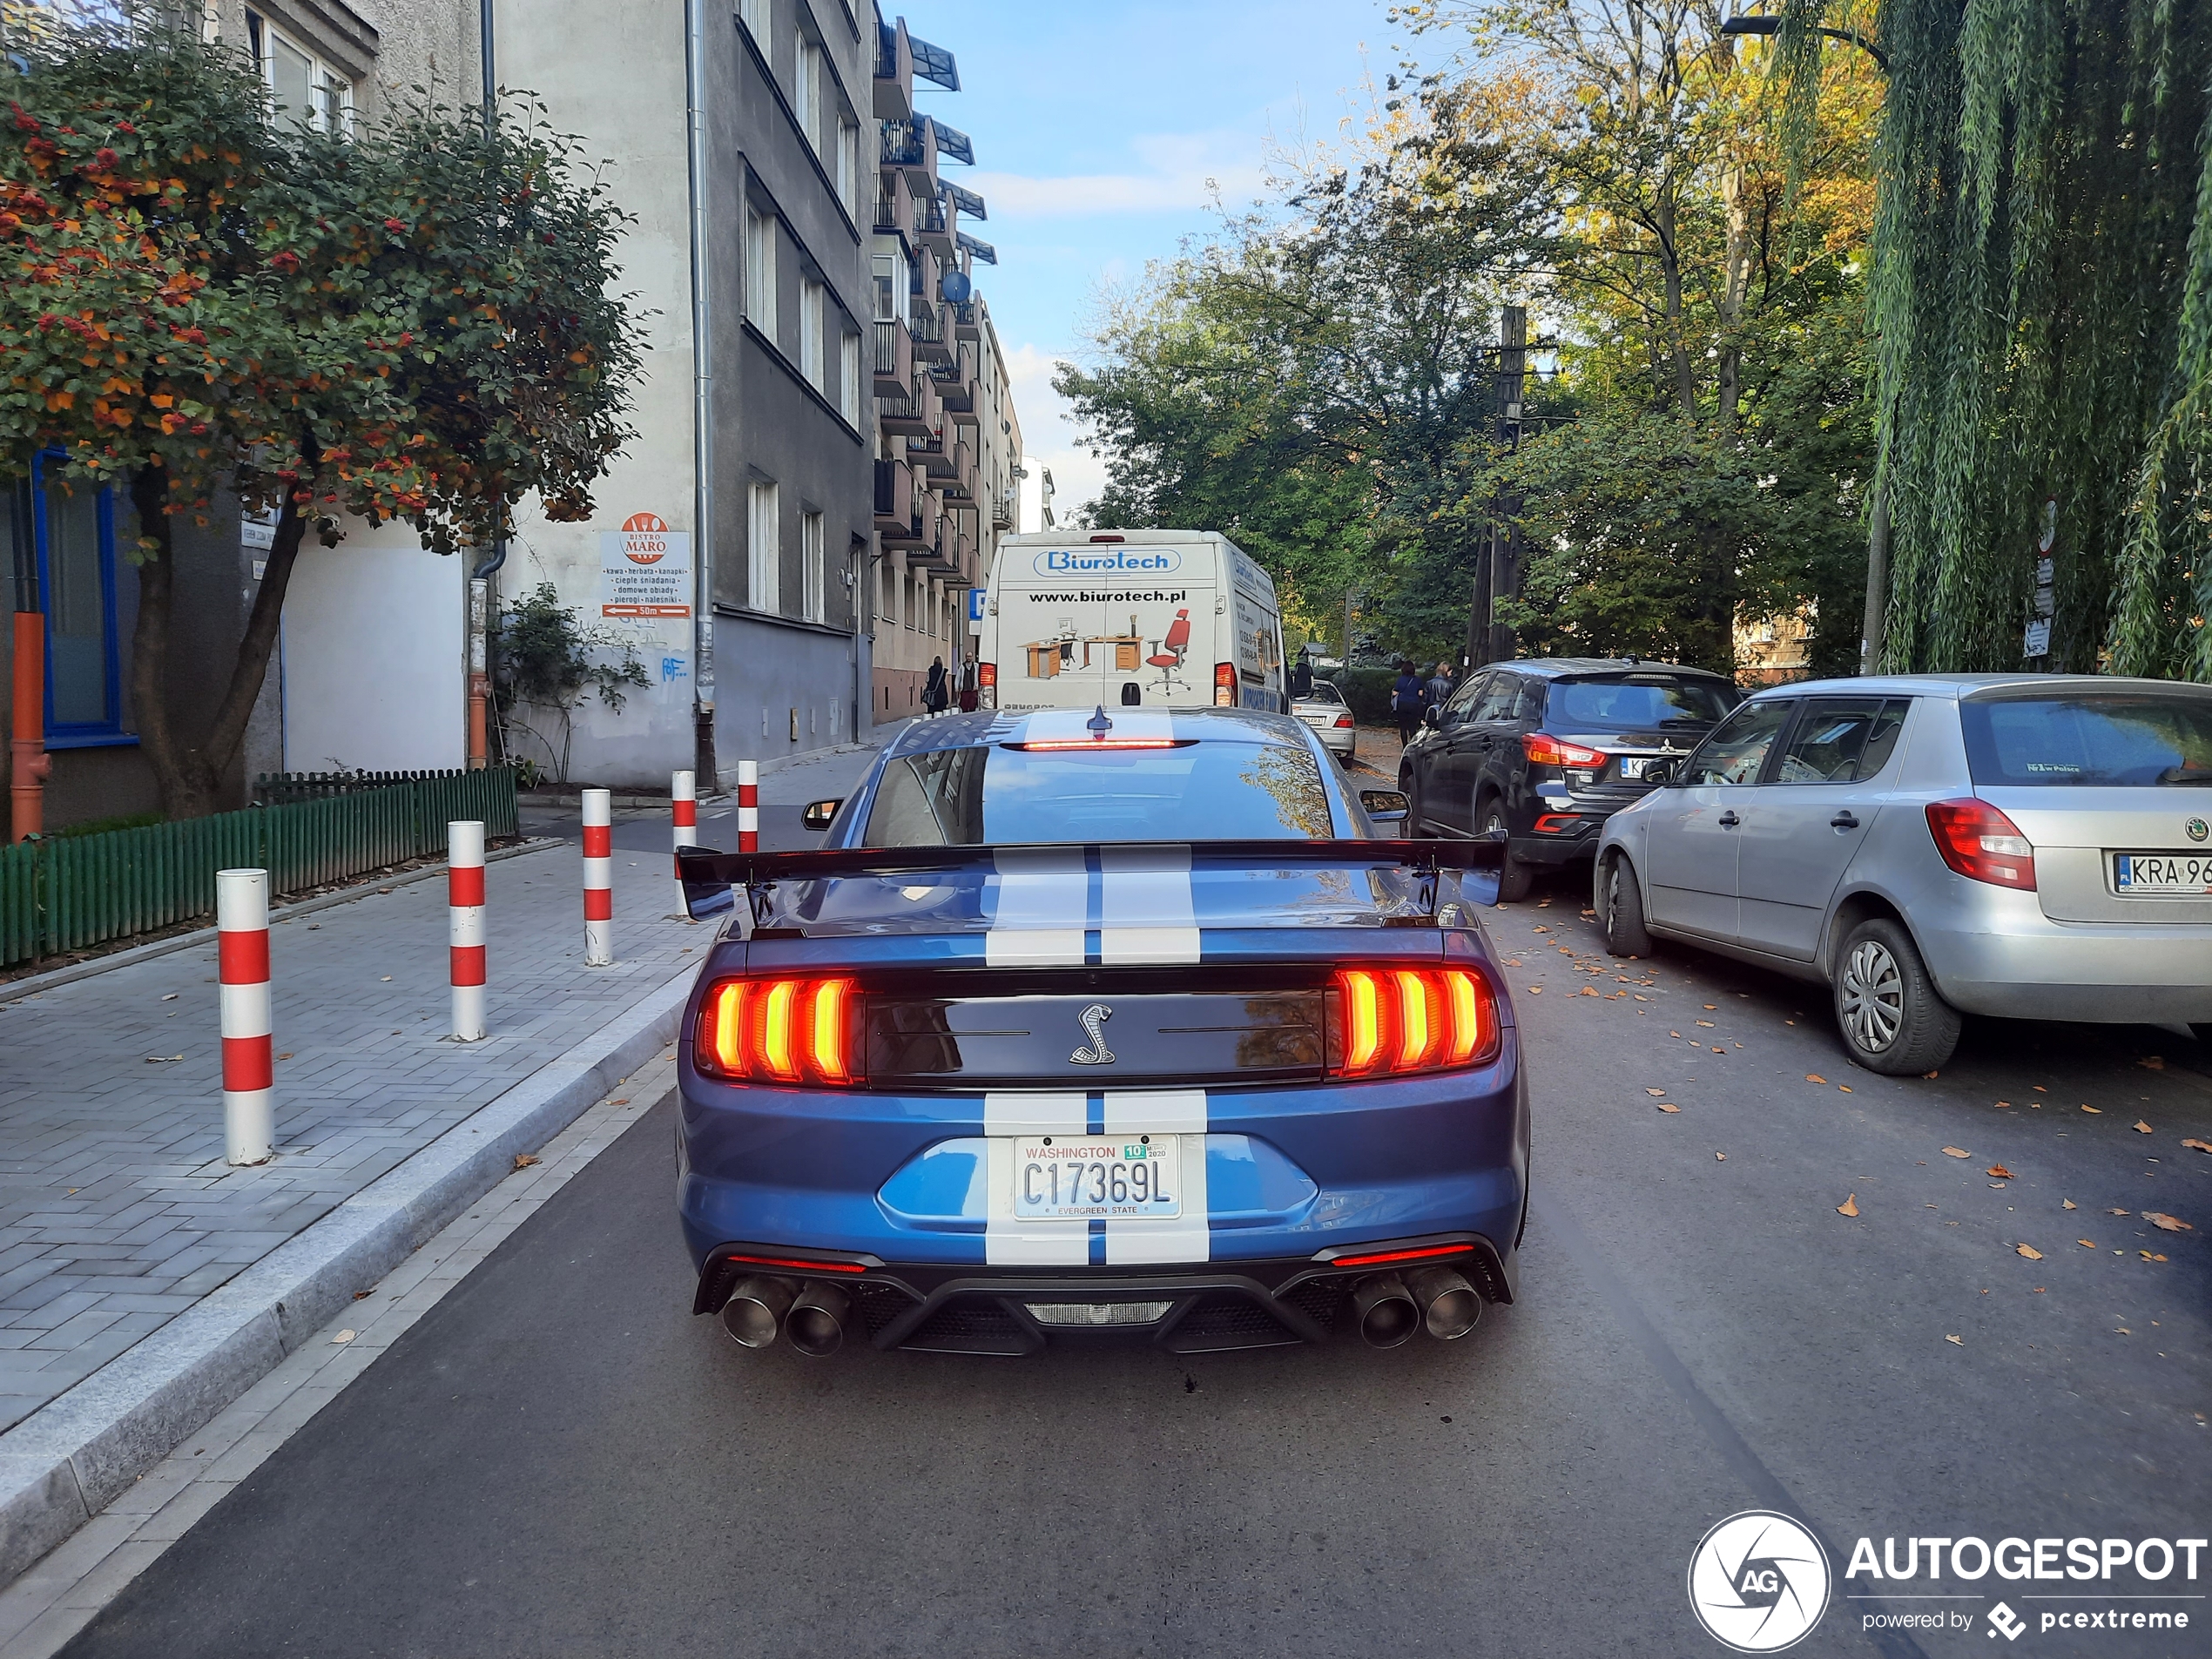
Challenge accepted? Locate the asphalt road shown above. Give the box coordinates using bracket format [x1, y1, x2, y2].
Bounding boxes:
[56, 856, 2211, 1658]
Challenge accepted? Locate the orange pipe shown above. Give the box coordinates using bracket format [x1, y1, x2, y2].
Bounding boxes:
[10, 610, 49, 842]
[467, 671, 489, 772]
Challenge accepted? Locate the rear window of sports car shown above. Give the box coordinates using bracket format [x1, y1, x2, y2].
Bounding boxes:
[861, 742, 1335, 845]
[1960, 693, 2212, 786]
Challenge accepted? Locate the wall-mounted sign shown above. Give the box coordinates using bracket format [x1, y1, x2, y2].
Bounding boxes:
[599, 513, 691, 618]
[2024, 618, 2052, 658]
[240, 505, 280, 551]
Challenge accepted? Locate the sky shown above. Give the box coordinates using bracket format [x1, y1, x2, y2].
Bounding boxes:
[900, 0, 1405, 529]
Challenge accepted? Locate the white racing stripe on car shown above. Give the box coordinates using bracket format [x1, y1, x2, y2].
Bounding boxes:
[1103, 1089, 1210, 1265]
[984, 847, 1087, 967]
[1099, 845, 1200, 964]
[984, 1093, 1091, 1265]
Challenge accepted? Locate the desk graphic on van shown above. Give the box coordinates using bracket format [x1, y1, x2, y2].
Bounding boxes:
[1021, 611, 1190, 691]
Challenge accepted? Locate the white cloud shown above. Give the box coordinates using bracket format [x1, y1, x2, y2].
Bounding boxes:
[1001, 342, 1108, 531]
[969, 129, 1270, 219]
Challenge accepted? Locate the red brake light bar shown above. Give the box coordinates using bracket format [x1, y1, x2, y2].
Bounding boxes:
[1009, 738, 1190, 752]
[697, 976, 862, 1086]
[720, 1251, 870, 1275]
[1327, 1242, 1474, 1269]
[1329, 966, 1498, 1077]
[1523, 732, 1607, 767]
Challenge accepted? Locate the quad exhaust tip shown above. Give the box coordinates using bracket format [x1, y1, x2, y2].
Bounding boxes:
[1406, 1266, 1482, 1341]
[786, 1283, 850, 1358]
[1351, 1273, 1419, 1348]
[720, 1275, 796, 1349]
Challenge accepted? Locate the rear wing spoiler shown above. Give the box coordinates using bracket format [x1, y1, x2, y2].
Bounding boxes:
[675, 839, 1504, 923]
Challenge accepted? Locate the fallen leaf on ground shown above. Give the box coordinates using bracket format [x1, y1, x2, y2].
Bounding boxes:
[1579, 987, 1598, 996]
[333, 1330, 355, 1344]
[1503, 959, 1522, 968]
[1669, 1030, 1682, 1037]
[2116, 1327, 2132, 1335]
[2140, 1056, 2164, 1070]
[1987, 1165, 2013, 1179]
[2078, 1239, 2097, 1249]
[2033, 1085, 2047, 1093]
[2134, 1120, 2154, 1134]
[513, 1154, 541, 1170]
[2145, 1212, 2193, 1232]
[2063, 1199, 2078, 1210]
[1838, 1194, 1859, 1217]
[1647, 1088, 1667, 1096]
[1657, 1103, 1681, 1113]
[2145, 1252, 2168, 1262]
[1838, 1085, 1853, 1093]
[1923, 1070, 1939, 1079]
[2016, 1244, 2043, 1259]
[1527, 987, 1541, 995]
[1942, 1146, 1970, 1158]
[1946, 1334, 1963, 1345]
[1715, 1151, 1726, 1161]
[159, 993, 177, 1001]
[2080, 1104, 2102, 1114]
[2109, 1208, 2131, 1216]
[2183, 1138, 2212, 1154]
[1994, 1100, 2012, 1109]
[1806, 1074, 1827, 1084]
[1703, 1004, 1716, 1010]
[1696, 1019, 1716, 1028]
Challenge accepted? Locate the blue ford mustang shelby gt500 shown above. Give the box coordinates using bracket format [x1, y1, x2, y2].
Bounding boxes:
[673, 706, 1528, 1357]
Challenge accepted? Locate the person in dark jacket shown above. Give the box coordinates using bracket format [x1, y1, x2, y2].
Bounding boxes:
[1426, 661, 1454, 709]
[1392, 660, 1429, 745]
[1289, 648, 1314, 700]
[923, 658, 948, 715]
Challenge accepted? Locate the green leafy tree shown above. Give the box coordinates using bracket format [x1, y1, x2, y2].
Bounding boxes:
[493, 582, 649, 785]
[0, 11, 642, 816]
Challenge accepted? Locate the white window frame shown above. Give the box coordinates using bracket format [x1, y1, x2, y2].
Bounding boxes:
[838, 118, 860, 218]
[800, 279, 825, 387]
[246, 10, 354, 135]
[745, 208, 778, 338]
[738, 0, 771, 44]
[801, 510, 826, 623]
[749, 480, 780, 613]
[794, 38, 819, 152]
[840, 329, 860, 423]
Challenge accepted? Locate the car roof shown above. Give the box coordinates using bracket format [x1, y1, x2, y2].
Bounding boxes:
[880, 705, 1311, 760]
[1486, 658, 1732, 681]
[1740, 672, 2209, 703]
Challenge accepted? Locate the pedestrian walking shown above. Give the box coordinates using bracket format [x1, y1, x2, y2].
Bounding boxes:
[1426, 660, 1454, 710]
[1290, 647, 1314, 700]
[1392, 659, 1431, 745]
[923, 657, 948, 715]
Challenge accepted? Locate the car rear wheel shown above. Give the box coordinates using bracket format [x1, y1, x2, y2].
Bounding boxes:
[1833, 918, 1960, 1076]
[1597, 853, 1654, 957]
[1478, 799, 1533, 902]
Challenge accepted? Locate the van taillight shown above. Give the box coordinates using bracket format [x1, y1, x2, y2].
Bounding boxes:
[696, 977, 861, 1085]
[1328, 967, 1498, 1076]
[1214, 662, 1237, 707]
[978, 662, 996, 708]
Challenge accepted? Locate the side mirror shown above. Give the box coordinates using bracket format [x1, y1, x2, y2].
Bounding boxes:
[1359, 788, 1410, 825]
[1422, 705, 1441, 728]
[1642, 759, 1677, 787]
[801, 798, 842, 833]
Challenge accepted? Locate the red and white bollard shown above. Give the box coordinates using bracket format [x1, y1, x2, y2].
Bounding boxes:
[582, 786, 613, 966]
[448, 819, 486, 1040]
[217, 868, 273, 1166]
[737, 759, 759, 853]
[671, 769, 698, 894]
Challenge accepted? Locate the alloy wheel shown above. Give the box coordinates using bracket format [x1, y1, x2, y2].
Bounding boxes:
[1839, 938, 1904, 1052]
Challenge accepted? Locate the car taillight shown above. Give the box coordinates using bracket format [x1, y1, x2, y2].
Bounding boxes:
[1214, 662, 1237, 706]
[696, 976, 861, 1085]
[1328, 967, 1498, 1077]
[977, 663, 996, 709]
[1523, 732, 1607, 767]
[1925, 798, 2036, 890]
[1333, 713, 1354, 728]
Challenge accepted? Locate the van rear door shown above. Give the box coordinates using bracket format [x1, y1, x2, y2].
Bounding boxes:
[995, 543, 1212, 709]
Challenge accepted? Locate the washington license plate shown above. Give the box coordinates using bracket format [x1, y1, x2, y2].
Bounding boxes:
[1012, 1136, 1182, 1220]
[2114, 853, 2212, 894]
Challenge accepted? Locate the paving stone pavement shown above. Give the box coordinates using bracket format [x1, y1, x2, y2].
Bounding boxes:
[0, 834, 706, 1433]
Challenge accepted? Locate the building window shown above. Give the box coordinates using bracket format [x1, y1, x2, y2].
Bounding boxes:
[872, 249, 908, 326]
[737, 0, 770, 43]
[840, 329, 860, 423]
[246, 11, 353, 134]
[800, 279, 825, 386]
[15, 457, 127, 745]
[838, 118, 859, 216]
[880, 557, 894, 619]
[794, 39, 819, 150]
[745, 207, 777, 337]
[748, 480, 779, 613]
[801, 510, 825, 623]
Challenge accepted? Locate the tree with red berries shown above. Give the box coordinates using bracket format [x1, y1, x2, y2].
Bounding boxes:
[0, 13, 640, 817]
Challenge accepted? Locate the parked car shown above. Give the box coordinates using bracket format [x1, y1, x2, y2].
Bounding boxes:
[1593, 675, 2212, 1074]
[1397, 658, 1742, 900]
[671, 706, 1528, 1358]
[1291, 677, 1359, 760]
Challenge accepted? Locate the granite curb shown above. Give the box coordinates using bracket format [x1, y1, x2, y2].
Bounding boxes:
[0, 959, 698, 1588]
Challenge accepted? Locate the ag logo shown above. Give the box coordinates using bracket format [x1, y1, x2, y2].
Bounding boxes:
[2188, 817, 2209, 843]
[1687, 1511, 1831, 1652]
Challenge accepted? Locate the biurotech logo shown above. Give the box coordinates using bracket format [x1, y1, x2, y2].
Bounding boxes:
[1688, 1512, 1832, 1652]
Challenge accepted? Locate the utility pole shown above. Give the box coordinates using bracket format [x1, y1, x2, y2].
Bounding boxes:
[1470, 306, 1527, 668]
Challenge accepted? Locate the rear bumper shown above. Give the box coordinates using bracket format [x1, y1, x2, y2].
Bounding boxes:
[690, 1232, 1518, 1354]
[1903, 883, 2212, 1021]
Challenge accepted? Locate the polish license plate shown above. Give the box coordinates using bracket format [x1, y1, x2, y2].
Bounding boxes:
[1618, 758, 1648, 781]
[2114, 853, 2212, 894]
[1013, 1136, 1182, 1220]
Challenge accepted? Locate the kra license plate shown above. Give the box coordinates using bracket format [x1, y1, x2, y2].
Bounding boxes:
[1012, 1136, 1182, 1220]
[2114, 853, 2212, 894]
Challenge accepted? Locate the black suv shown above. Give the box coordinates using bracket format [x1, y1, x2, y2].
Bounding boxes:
[1397, 658, 1742, 900]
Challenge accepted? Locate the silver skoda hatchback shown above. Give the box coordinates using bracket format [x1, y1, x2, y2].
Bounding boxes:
[1592, 675, 2212, 1074]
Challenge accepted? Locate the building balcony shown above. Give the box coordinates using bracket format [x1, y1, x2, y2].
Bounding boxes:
[908, 242, 940, 308]
[910, 307, 953, 364]
[873, 191, 907, 238]
[907, 429, 959, 479]
[872, 457, 914, 531]
[870, 318, 913, 397]
[873, 13, 913, 121]
[914, 192, 954, 259]
[992, 490, 1017, 532]
[949, 298, 982, 342]
[880, 116, 937, 187]
[928, 353, 974, 418]
[876, 386, 931, 438]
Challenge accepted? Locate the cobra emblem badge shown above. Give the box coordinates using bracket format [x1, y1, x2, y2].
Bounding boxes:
[1070, 1003, 1116, 1066]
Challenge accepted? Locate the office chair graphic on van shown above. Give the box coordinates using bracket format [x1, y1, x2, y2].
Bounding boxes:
[1146, 609, 1192, 693]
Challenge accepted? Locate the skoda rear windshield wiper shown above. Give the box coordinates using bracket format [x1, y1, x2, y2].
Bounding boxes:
[2155, 765, 2212, 784]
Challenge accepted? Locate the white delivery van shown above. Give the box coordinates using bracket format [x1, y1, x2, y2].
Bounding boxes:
[977, 529, 1286, 714]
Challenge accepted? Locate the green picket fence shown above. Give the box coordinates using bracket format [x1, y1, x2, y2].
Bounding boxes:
[0, 767, 519, 968]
